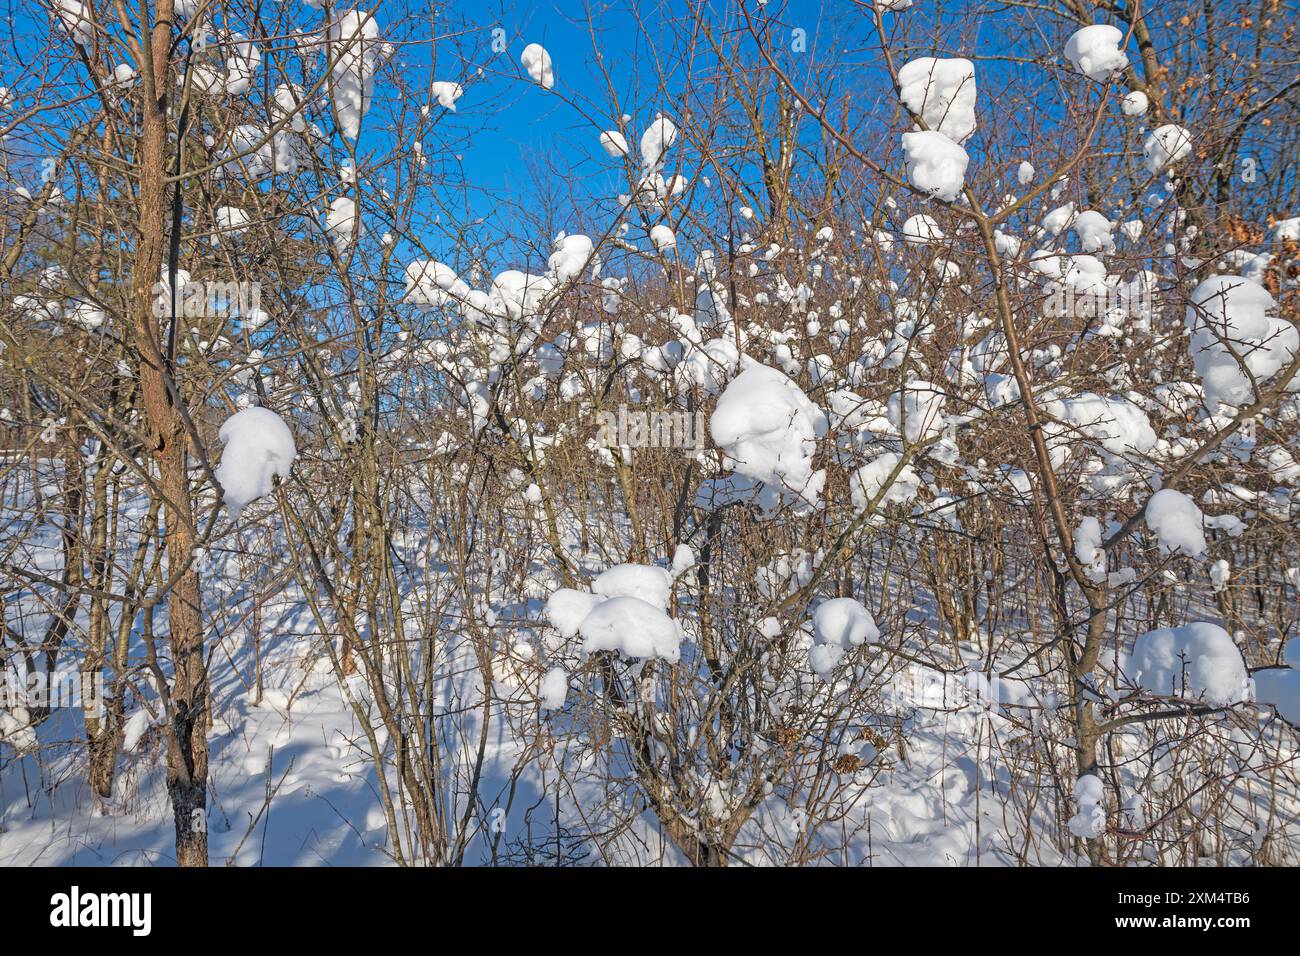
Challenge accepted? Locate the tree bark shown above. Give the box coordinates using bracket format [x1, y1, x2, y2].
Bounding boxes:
[129, 0, 208, 866]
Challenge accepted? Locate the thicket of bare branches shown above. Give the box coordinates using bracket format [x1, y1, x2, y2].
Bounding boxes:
[1, 0, 1298, 866]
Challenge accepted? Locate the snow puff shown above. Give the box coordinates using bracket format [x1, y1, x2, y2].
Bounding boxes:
[215, 206, 250, 237]
[902, 214, 944, 244]
[851, 451, 921, 512]
[710, 363, 828, 512]
[1044, 393, 1156, 461]
[600, 130, 629, 158]
[809, 598, 881, 678]
[544, 564, 683, 663]
[543, 588, 603, 638]
[548, 233, 596, 283]
[901, 131, 968, 202]
[896, 57, 977, 144]
[1143, 488, 1206, 558]
[1067, 774, 1107, 838]
[593, 563, 674, 611]
[1272, 218, 1300, 242]
[215, 407, 296, 518]
[53, 0, 94, 47]
[326, 9, 380, 140]
[888, 379, 948, 443]
[1186, 275, 1298, 412]
[404, 260, 469, 309]
[650, 224, 677, 252]
[1143, 124, 1192, 175]
[430, 81, 463, 111]
[1074, 515, 1107, 582]
[540, 667, 569, 710]
[578, 596, 682, 663]
[1064, 25, 1129, 82]
[520, 43, 554, 89]
[1041, 202, 1076, 236]
[640, 114, 679, 169]
[1072, 210, 1114, 253]
[326, 197, 361, 249]
[1121, 90, 1148, 116]
[1123, 622, 1248, 706]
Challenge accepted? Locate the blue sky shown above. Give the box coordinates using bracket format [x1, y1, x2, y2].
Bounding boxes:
[422, 0, 843, 238]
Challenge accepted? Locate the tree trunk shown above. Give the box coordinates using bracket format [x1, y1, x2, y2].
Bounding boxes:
[129, 0, 208, 866]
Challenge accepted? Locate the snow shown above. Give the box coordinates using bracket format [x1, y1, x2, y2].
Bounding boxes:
[326, 197, 361, 249]
[543, 588, 603, 638]
[223, 34, 262, 96]
[13, 0, 1300, 873]
[896, 57, 977, 144]
[217, 123, 302, 179]
[326, 10, 380, 140]
[540, 668, 569, 710]
[521, 43, 554, 89]
[1064, 25, 1129, 82]
[600, 130, 629, 158]
[1186, 275, 1298, 412]
[1143, 124, 1193, 175]
[1124, 622, 1249, 706]
[1072, 210, 1114, 253]
[592, 564, 674, 611]
[53, 0, 94, 47]
[650, 224, 677, 253]
[851, 451, 920, 512]
[888, 379, 947, 443]
[994, 230, 1021, 258]
[273, 84, 308, 133]
[1121, 90, 1149, 116]
[710, 363, 828, 512]
[901, 131, 969, 202]
[404, 260, 468, 309]
[430, 81, 463, 111]
[215, 206, 251, 237]
[1144, 488, 1207, 558]
[640, 114, 679, 168]
[1041, 202, 1076, 235]
[0, 707, 35, 752]
[810, 597, 881, 679]
[1273, 218, 1300, 242]
[121, 709, 150, 753]
[214, 407, 297, 519]
[579, 596, 682, 663]
[1067, 774, 1107, 838]
[1074, 516, 1107, 582]
[548, 233, 596, 283]
[1044, 393, 1156, 460]
[68, 301, 105, 329]
[902, 214, 944, 244]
